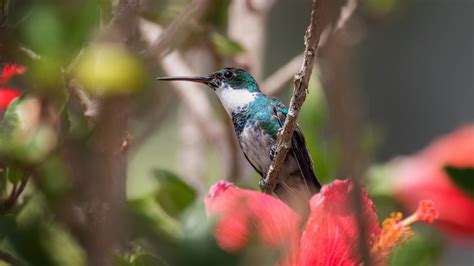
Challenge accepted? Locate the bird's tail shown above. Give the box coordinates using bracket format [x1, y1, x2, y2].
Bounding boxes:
[274, 172, 320, 217]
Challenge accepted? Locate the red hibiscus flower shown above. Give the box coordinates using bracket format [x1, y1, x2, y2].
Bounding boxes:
[0, 64, 25, 110]
[389, 125, 474, 238]
[205, 179, 438, 266]
[205, 181, 301, 265]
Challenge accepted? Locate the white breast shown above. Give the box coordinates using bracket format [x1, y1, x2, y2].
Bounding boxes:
[215, 87, 256, 115]
[239, 127, 273, 174]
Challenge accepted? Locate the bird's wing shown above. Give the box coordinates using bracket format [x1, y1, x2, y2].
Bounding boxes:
[271, 99, 321, 193]
[242, 150, 264, 177]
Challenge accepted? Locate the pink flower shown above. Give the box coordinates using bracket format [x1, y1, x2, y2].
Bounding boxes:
[0, 64, 25, 110]
[390, 125, 474, 238]
[205, 180, 438, 265]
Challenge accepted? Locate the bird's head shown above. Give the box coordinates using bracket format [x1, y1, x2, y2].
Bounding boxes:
[157, 67, 260, 93]
[158, 67, 262, 114]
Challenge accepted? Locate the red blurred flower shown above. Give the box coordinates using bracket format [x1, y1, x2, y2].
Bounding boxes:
[205, 181, 301, 264]
[0, 88, 22, 110]
[390, 125, 474, 238]
[1, 64, 26, 83]
[298, 180, 380, 265]
[205, 180, 438, 266]
[0, 64, 25, 110]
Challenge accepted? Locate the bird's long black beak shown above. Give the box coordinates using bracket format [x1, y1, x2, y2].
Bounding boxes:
[156, 75, 213, 84]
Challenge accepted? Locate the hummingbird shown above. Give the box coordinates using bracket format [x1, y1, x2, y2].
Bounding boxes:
[158, 67, 321, 213]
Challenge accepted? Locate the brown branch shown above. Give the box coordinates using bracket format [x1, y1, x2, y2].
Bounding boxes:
[262, 53, 304, 96]
[228, 0, 276, 81]
[263, 0, 323, 194]
[160, 51, 233, 180]
[1, 178, 28, 214]
[0, 250, 23, 266]
[0, 0, 9, 27]
[318, 0, 373, 265]
[140, 18, 234, 184]
[59, 1, 139, 265]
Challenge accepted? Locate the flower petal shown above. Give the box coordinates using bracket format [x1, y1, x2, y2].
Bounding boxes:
[298, 179, 381, 266]
[0, 88, 21, 110]
[1, 64, 26, 83]
[205, 181, 301, 264]
[390, 125, 474, 237]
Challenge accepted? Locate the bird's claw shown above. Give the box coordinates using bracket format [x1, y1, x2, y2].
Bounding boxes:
[259, 178, 268, 191]
[269, 145, 276, 160]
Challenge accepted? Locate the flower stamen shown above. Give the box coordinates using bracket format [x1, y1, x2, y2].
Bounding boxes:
[371, 200, 439, 265]
[401, 200, 439, 227]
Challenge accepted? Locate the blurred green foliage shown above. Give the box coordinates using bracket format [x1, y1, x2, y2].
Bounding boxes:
[0, 97, 57, 163]
[74, 44, 145, 96]
[0, 194, 86, 266]
[299, 74, 337, 184]
[211, 32, 245, 56]
[21, 1, 100, 64]
[444, 166, 474, 197]
[389, 228, 443, 266]
[153, 169, 197, 218]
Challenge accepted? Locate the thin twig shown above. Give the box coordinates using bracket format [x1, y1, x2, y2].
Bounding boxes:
[18, 46, 41, 60]
[319, 0, 358, 47]
[68, 79, 99, 121]
[263, 0, 323, 194]
[262, 53, 304, 96]
[145, 0, 210, 57]
[261, 0, 357, 96]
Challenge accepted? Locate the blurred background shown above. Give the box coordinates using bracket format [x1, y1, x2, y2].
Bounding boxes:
[0, 0, 472, 265]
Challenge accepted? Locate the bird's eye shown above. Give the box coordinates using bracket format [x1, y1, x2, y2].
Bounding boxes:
[223, 71, 233, 79]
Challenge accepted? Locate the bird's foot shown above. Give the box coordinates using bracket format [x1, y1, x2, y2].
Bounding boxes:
[258, 178, 268, 191]
[269, 145, 276, 160]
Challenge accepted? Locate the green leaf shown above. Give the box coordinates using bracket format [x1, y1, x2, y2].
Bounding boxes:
[153, 170, 197, 217]
[444, 166, 474, 197]
[211, 32, 245, 56]
[5, 166, 26, 185]
[128, 196, 183, 242]
[1, 96, 21, 134]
